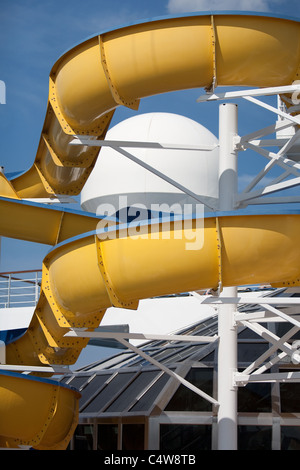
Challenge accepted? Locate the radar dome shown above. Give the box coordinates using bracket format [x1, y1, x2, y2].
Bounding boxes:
[81, 113, 219, 219]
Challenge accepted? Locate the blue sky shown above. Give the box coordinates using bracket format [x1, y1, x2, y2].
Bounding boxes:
[1, 1, 300, 367]
[0, 0, 299, 270]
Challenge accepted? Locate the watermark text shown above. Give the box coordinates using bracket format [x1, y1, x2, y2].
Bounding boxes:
[96, 196, 205, 251]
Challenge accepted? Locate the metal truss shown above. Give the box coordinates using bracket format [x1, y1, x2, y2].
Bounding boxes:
[198, 83, 300, 209]
[202, 293, 300, 386]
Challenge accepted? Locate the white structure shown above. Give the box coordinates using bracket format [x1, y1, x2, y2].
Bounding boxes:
[81, 112, 219, 219]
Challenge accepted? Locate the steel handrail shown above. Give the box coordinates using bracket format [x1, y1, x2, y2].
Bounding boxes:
[0, 270, 42, 308]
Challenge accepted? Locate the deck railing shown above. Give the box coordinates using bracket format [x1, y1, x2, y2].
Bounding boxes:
[0, 270, 42, 308]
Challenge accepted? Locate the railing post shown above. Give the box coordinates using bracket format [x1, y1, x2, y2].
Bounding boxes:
[7, 274, 11, 308]
[217, 103, 239, 450]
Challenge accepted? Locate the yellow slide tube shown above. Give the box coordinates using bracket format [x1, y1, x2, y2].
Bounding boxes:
[8, 13, 300, 198]
[0, 371, 80, 449]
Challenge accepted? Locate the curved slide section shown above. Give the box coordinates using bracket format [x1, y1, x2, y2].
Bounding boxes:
[0, 371, 80, 449]
[2, 13, 300, 449]
[6, 210, 300, 367]
[0, 196, 114, 245]
[7, 13, 300, 198]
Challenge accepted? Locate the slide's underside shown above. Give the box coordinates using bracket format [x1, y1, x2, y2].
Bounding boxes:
[1, 12, 300, 449]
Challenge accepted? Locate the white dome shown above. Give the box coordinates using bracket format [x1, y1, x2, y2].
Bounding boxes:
[81, 113, 219, 219]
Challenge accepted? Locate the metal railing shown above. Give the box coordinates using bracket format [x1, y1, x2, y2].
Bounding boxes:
[0, 270, 42, 308]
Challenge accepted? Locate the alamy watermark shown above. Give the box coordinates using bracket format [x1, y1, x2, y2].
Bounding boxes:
[0, 81, 6, 104]
[95, 196, 205, 251]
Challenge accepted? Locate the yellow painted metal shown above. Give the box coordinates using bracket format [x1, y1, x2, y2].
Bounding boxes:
[0, 372, 80, 449]
[0, 196, 113, 245]
[220, 214, 300, 287]
[6, 13, 300, 198]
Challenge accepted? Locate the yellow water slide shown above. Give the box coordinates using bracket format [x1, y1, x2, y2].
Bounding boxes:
[1, 12, 300, 449]
[0, 371, 80, 449]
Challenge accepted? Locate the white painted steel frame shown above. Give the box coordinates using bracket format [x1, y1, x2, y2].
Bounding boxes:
[199, 84, 300, 209]
[203, 294, 300, 383]
[216, 103, 239, 449]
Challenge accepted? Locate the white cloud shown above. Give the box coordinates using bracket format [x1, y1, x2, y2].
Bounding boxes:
[167, 0, 274, 13]
[238, 173, 281, 192]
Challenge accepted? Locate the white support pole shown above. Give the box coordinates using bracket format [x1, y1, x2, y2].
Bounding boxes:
[217, 103, 238, 450]
[0, 165, 4, 364]
[218, 103, 238, 211]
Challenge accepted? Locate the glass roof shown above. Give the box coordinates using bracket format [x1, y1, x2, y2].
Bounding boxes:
[60, 288, 300, 417]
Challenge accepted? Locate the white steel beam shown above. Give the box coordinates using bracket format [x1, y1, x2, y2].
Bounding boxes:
[239, 325, 299, 376]
[70, 137, 218, 152]
[262, 304, 300, 329]
[71, 139, 217, 210]
[239, 320, 295, 360]
[24, 197, 78, 204]
[202, 297, 300, 306]
[239, 159, 278, 195]
[236, 371, 300, 385]
[117, 336, 219, 406]
[236, 310, 300, 323]
[110, 146, 218, 209]
[252, 351, 289, 376]
[0, 364, 70, 374]
[197, 84, 300, 102]
[65, 329, 218, 344]
[275, 127, 300, 156]
[249, 138, 291, 147]
[240, 142, 300, 177]
[243, 95, 300, 126]
[238, 175, 300, 204]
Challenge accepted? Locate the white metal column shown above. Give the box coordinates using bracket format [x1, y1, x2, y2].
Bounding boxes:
[217, 103, 238, 450]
